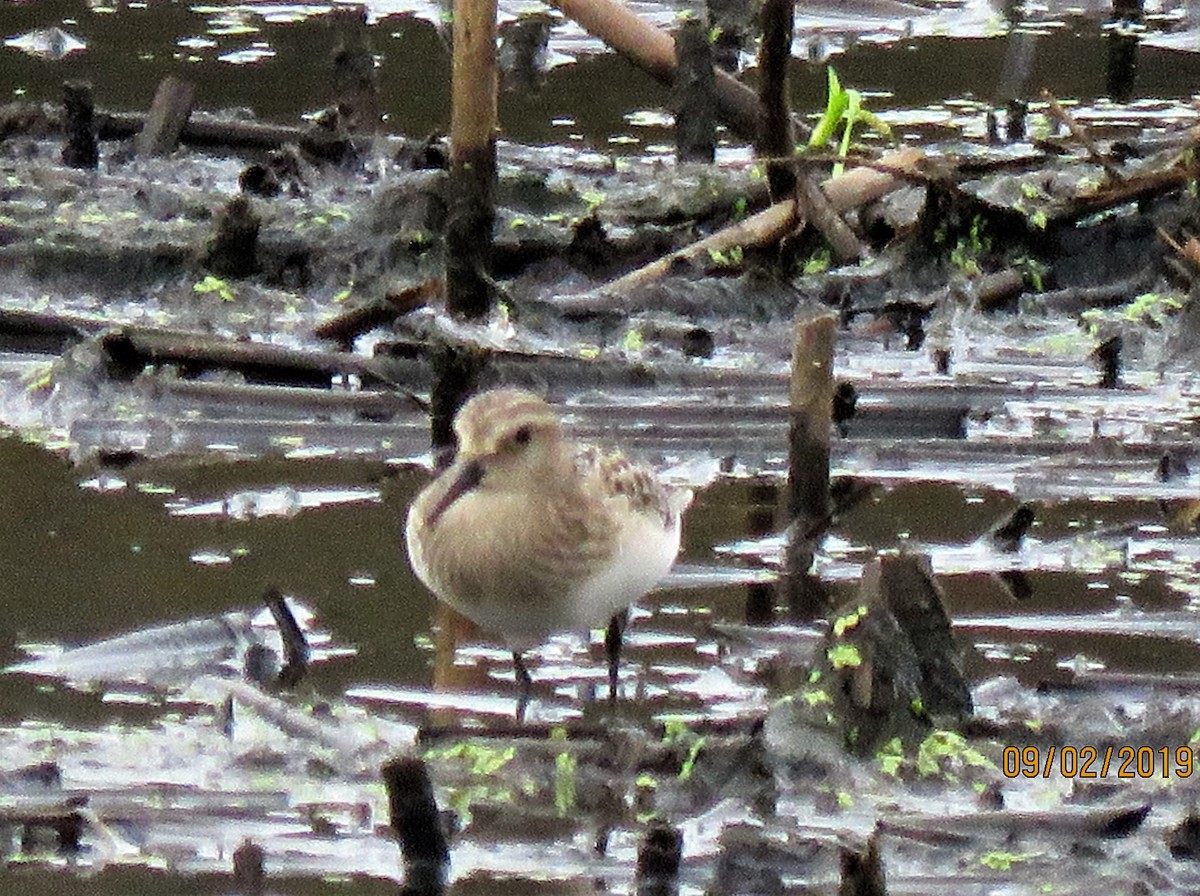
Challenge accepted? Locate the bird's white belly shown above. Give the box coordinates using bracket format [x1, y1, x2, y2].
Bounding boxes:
[448, 512, 680, 650]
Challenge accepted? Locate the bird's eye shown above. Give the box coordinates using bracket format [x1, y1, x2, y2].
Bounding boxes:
[513, 425, 533, 446]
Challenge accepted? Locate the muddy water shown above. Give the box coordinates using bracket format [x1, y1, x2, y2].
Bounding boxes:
[6, 403, 1200, 892]
[4, 0, 1200, 151]
[4, 426, 1198, 719]
[0, 438, 413, 719]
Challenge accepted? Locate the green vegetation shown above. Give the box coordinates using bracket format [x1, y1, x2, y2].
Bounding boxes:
[707, 244, 744, 268]
[622, 327, 645, 352]
[826, 642, 863, 669]
[808, 67, 893, 176]
[832, 605, 868, 637]
[916, 730, 996, 779]
[980, 850, 1034, 872]
[948, 215, 992, 275]
[581, 190, 606, 214]
[802, 246, 832, 274]
[551, 727, 577, 815]
[193, 274, 236, 302]
[662, 719, 706, 781]
[875, 730, 996, 781]
[1013, 256, 1048, 291]
[422, 741, 518, 826]
[1080, 291, 1184, 335]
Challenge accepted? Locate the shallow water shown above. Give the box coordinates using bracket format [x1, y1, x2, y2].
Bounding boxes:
[4, 0, 1200, 152]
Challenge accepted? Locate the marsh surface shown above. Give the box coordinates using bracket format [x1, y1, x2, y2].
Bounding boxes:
[4, 0, 1200, 892]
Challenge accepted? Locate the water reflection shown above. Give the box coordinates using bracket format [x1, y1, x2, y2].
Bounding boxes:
[4, 0, 1200, 151]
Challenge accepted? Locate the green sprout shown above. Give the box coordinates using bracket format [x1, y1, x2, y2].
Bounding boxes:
[979, 850, 1033, 872]
[662, 719, 706, 781]
[1013, 256, 1048, 291]
[826, 642, 862, 670]
[949, 215, 992, 275]
[803, 247, 832, 274]
[421, 741, 517, 826]
[832, 605, 868, 637]
[808, 66, 893, 176]
[552, 727, 577, 815]
[916, 730, 995, 779]
[193, 274, 236, 302]
[423, 741, 516, 777]
[876, 736, 905, 777]
[801, 687, 832, 707]
[707, 244, 744, 268]
[20, 362, 53, 393]
[581, 190, 606, 213]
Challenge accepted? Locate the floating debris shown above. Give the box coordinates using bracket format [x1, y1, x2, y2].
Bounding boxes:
[4, 593, 350, 693]
[4, 27, 86, 61]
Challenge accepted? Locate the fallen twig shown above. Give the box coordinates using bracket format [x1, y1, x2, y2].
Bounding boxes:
[313, 278, 442, 346]
[556, 148, 924, 313]
[795, 170, 867, 263]
[548, 0, 774, 142]
[1031, 268, 1157, 314]
[1041, 89, 1124, 184]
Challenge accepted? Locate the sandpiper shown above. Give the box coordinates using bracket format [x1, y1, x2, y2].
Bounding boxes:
[405, 388, 690, 713]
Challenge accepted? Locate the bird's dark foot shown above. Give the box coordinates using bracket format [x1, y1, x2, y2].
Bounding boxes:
[605, 611, 626, 705]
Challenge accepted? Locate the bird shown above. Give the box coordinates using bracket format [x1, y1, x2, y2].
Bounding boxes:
[405, 388, 690, 716]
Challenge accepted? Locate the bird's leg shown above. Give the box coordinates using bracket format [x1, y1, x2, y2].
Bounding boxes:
[605, 610, 627, 704]
[513, 651, 532, 722]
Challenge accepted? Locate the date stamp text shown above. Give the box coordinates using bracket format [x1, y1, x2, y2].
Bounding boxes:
[1002, 745, 1196, 779]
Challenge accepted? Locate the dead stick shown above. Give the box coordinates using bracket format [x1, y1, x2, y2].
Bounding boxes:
[1041, 89, 1124, 183]
[571, 148, 923, 309]
[758, 0, 796, 198]
[787, 310, 835, 526]
[382, 757, 450, 894]
[312, 278, 441, 345]
[548, 0, 768, 142]
[795, 171, 866, 262]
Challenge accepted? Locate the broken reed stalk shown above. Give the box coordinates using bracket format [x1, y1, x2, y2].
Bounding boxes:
[204, 195, 260, 278]
[548, 0, 767, 141]
[636, 819, 683, 896]
[1095, 334, 1122, 389]
[263, 588, 310, 688]
[329, 4, 382, 134]
[582, 148, 923, 308]
[135, 76, 195, 157]
[382, 757, 450, 895]
[232, 839, 266, 896]
[438, 0, 498, 448]
[1041, 89, 1124, 183]
[788, 311, 835, 527]
[796, 170, 866, 262]
[744, 477, 779, 625]
[672, 17, 716, 164]
[784, 311, 835, 618]
[839, 828, 887, 896]
[756, 0, 795, 200]
[101, 108, 355, 157]
[446, 0, 498, 321]
[312, 278, 441, 347]
[61, 81, 98, 169]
